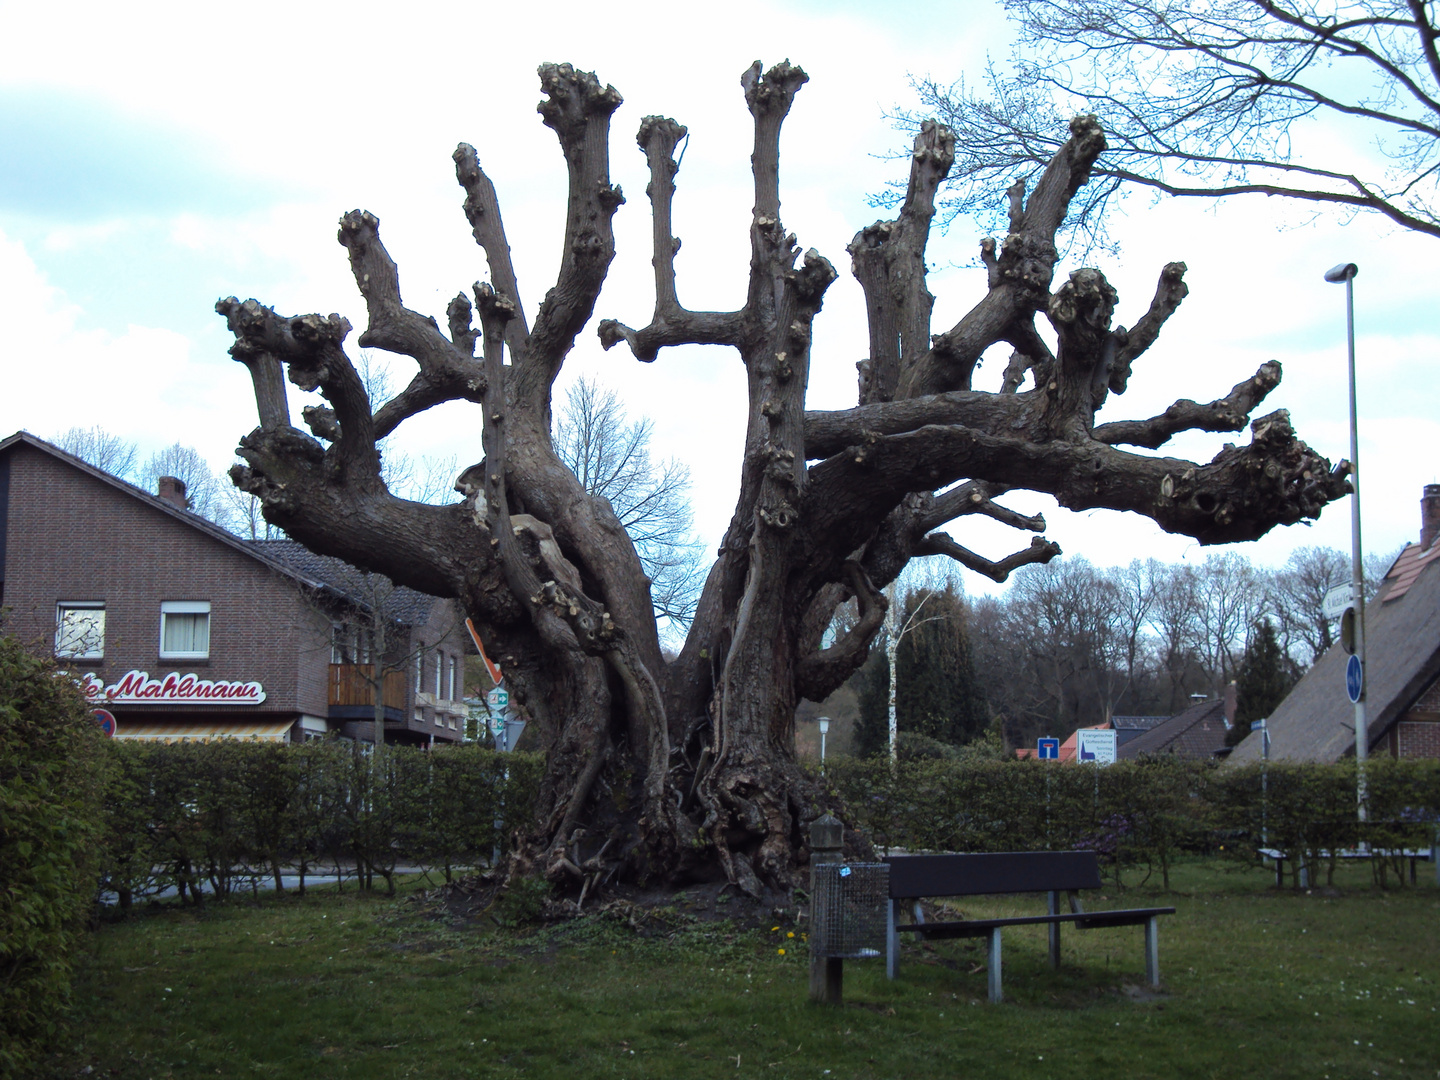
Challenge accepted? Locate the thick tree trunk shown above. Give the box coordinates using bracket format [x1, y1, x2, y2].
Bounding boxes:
[219, 63, 1348, 899]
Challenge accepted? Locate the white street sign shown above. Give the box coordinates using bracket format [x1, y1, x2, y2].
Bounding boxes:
[1322, 582, 1355, 619]
[486, 687, 510, 710]
[1076, 729, 1118, 766]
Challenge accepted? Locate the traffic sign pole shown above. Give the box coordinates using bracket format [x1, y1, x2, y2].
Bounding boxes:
[1327, 262, 1368, 825]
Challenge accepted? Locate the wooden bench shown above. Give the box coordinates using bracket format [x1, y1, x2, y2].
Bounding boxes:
[885, 852, 1176, 1003]
[1260, 846, 1437, 888]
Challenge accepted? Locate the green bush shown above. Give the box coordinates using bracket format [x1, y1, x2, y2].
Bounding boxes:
[93, 740, 545, 902]
[823, 755, 1440, 892]
[0, 632, 110, 1075]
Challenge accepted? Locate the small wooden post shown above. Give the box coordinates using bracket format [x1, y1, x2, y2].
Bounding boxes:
[809, 813, 845, 1005]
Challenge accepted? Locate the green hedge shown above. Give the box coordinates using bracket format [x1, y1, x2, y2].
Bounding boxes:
[823, 756, 1440, 890]
[0, 634, 110, 1076]
[97, 742, 543, 904]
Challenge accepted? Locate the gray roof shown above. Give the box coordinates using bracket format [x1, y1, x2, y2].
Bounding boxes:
[1228, 539, 1440, 763]
[1118, 698, 1231, 760]
[1111, 715, 1170, 731]
[249, 540, 439, 627]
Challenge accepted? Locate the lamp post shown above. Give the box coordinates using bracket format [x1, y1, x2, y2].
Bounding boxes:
[1324, 261, 1367, 825]
[817, 716, 830, 774]
[1252, 718, 1271, 850]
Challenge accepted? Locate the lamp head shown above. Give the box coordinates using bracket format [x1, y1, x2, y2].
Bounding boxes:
[817, 717, 830, 734]
[1324, 262, 1359, 283]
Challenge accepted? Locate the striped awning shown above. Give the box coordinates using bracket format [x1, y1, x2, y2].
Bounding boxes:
[112, 720, 295, 743]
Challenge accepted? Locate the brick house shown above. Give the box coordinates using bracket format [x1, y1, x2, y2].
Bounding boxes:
[1228, 484, 1440, 763]
[0, 431, 469, 745]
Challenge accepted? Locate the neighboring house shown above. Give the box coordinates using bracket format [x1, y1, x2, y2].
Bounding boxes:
[0, 431, 468, 745]
[1111, 715, 1170, 750]
[1117, 689, 1235, 761]
[1228, 485, 1440, 763]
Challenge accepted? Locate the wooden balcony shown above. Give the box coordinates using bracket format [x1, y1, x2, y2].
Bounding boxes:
[328, 664, 407, 711]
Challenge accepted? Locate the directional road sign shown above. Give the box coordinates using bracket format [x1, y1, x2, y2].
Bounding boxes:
[1037, 737, 1060, 760]
[1323, 582, 1355, 620]
[486, 687, 509, 711]
[1346, 654, 1364, 704]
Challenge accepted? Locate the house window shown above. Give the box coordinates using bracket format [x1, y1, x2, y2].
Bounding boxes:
[56, 602, 105, 660]
[160, 601, 211, 660]
[446, 656, 456, 701]
[434, 652, 443, 698]
[414, 650, 424, 694]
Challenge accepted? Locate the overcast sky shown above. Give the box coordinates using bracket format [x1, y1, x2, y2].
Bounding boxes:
[2, 0, 1435, 593]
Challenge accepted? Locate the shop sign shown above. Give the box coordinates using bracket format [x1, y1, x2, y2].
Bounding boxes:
[82, 670, 266, 706]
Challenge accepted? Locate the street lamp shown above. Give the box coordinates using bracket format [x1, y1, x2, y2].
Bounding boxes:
[817, 716, 830, 773]
[1324, 261, 1367, 826]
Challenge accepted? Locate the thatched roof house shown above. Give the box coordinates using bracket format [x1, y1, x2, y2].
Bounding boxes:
[1228, 485, 1440, 763]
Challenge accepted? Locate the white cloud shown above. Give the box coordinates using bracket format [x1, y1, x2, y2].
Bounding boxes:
[0, 229, 247, 468]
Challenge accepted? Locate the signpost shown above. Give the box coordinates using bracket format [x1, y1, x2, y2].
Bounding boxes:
[1037, 737, 1060, 760]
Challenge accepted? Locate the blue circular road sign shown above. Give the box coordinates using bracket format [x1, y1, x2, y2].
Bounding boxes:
[1345, 654, 1364, 704]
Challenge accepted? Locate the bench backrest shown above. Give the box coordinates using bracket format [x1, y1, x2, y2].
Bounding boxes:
[886, 851, 1102, 899]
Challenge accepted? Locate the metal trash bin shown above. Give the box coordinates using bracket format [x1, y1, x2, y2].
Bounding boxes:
[810, 862, 888, 959]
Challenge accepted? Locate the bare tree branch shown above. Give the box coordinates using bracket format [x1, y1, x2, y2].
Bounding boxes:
[916, 531, 1063, 583]
[1094, 360, 1285, 449]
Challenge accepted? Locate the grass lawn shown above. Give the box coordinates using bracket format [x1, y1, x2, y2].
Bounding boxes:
[42, 859, 1440, 1080]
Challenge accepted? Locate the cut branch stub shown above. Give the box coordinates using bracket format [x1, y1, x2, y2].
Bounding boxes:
[537, 62, 623, 143]
[526, 63, 626, 396]
[453, 142, 530, 359]
[847, 121, 954, 405]
[1045, 267, 1120, 436]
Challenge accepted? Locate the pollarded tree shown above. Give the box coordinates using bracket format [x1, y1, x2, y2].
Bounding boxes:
[218, 61, 1346, 898]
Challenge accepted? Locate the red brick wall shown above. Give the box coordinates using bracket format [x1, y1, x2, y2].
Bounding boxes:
[1397, 721, 1440, 759]
[2, 444, 327, 720]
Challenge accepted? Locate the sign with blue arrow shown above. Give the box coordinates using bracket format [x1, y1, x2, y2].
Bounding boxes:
[1346, 654, 1364, 704]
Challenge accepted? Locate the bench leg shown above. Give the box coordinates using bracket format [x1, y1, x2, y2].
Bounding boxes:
[886, 898, 899, 980]
[988, 928, 1003, 1004]
[1047, 890, 1061, 969]
[1144, 915, 1160, 988]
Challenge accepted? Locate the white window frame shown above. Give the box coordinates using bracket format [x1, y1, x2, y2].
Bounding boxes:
[160, 601, 211, 660]
[434, 651, 443, 698]
[56, 601, 106, 660]
[446, 656, 456, 701]
[414, 650, 424, 694]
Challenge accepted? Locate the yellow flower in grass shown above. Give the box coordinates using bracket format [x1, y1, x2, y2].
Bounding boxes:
[777, 948, 786, 955]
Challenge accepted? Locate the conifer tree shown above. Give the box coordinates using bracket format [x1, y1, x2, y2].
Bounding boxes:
[1229, 618, 1297, 746]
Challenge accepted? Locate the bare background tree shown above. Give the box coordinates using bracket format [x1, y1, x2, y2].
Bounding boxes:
[217, 61, 1346, 897]
[138, 443, 221, 519]
[897, 0, 1440, 249]
[553, 376, 706, 635]
[53, 425, 139, 481]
